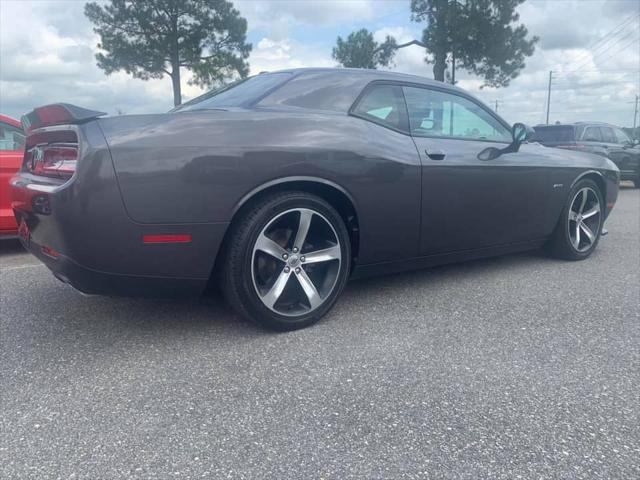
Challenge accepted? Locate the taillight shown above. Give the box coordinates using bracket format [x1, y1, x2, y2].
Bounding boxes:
[24, 130, 79, 179]
[26, 144, 78, 178]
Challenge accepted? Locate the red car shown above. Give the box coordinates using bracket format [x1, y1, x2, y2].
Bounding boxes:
[0, 114, 25, 237]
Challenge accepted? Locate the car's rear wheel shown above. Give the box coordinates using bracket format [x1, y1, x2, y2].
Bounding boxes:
[548, 179, 604, 260]
[221, 191, 351, 331]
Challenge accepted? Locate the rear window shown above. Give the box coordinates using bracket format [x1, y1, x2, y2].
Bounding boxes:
[533, 126, 575, 143]
[174, 73, 292, 112]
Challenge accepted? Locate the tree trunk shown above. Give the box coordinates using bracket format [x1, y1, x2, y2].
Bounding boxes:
[171, 70, 182, 106]
[170, 12, 181, 106]
[433, 50, 447, 82]
[451, 52, 456, 85]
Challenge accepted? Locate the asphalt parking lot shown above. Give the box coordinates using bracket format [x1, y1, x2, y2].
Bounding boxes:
[1, 185, 638, 479]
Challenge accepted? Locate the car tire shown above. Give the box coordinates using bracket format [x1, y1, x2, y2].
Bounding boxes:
[548, 178, 604, 261]
[220, 191, 351, 331]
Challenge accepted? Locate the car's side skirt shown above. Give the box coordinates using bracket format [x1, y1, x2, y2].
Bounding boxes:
[350, 238, 547, 280]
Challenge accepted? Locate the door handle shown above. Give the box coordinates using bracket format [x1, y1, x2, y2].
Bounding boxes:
[426, 149, 446, 160]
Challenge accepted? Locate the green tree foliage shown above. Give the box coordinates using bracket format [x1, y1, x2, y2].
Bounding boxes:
[85, 0, 252, 106]
[332, 29, 398, 69]
[411, 0, 538, 87]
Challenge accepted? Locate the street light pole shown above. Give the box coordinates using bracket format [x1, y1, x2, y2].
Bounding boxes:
[546, 70, 553, 125]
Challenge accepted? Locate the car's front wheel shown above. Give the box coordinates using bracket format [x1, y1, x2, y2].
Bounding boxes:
[548, 179, 604, 260]
[221, 191, 351, 331]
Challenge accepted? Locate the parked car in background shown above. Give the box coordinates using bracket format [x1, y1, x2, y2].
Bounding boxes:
[0, 114, 25, 237]
[11, 69, 619, 330]
[534, 122, 640, 187]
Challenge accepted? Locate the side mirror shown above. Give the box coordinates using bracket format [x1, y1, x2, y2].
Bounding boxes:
[420, 118, 435, 129]
[512, 123, 535, 143]
[477, 147, 501, 161]
[477, 122, 535, 161]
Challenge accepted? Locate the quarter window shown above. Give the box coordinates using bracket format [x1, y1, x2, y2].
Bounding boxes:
[352, 85, 407, 131]
[612, 127, 632, 144]
[402, 86, 511, 142]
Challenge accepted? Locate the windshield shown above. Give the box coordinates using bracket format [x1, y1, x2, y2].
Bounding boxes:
[533, 126, 576, 143]
[174, 73, 293, 112]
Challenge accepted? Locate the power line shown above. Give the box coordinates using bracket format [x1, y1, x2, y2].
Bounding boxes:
[563, 13, 639, 71]
[568, 29, 640, 73]
[554, 69, 640, 79]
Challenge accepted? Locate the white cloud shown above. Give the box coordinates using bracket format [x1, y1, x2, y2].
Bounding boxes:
[0, 0, 637, 127]
[249, 37, 333, 73]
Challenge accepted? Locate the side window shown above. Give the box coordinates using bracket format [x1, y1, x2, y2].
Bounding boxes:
[402, 86, 511, 142]
[352, 85, 407, 131]
[582, 127, 602, 142]
[600, 127, 616, 143]
[0, 122, 25, 151]
[612, 127, 632, 144]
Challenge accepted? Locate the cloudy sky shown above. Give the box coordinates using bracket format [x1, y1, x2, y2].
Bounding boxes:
[1, 0, 638, 127]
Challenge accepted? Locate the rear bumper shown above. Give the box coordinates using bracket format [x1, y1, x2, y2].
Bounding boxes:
[10, 122, 228, 298]
[18, 231, 207, 297]
[0, 207, 18, 235]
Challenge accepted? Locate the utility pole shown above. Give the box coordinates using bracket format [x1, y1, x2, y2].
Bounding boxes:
[546, 70, 553, 125]
[634, 94, 638, 132]
[494, 100, 500, 113]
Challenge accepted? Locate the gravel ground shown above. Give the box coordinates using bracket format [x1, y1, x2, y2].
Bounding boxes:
[1, 185, 638, 479]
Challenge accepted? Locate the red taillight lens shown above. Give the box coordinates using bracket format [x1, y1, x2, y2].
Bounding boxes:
[43, 145, 77, 176]
[25, 143, 78, 179]
[24, 129, 79, 180]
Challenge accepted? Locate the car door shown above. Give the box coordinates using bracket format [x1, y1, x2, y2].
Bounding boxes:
[580, 125, 605, 152]
[609, 126, 639, 178]
[0, 120, 25, 234]
[402, 85, 551, 256]
[598, 126, 627, 170]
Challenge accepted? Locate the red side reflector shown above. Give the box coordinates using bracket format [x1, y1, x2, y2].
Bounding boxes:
[607, 202, 615, 209]
[143, 234, 192, 244]
[41, 245, 61, 258]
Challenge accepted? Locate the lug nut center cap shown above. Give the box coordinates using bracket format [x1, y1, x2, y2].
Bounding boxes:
[288, 254, 300, 267]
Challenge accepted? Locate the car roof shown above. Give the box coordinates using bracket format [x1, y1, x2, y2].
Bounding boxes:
[0, 114, 22, 129]
[535, 122, 620, 128]
[269, 67, 471, 95]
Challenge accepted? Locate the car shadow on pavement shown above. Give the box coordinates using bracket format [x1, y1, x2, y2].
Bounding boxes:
[1, 238, 591, 351]
[0, 238, 25, 254]
[54, 248, 551, 340]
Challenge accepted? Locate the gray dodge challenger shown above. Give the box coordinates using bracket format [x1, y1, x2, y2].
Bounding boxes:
[11, 68, 620, 330]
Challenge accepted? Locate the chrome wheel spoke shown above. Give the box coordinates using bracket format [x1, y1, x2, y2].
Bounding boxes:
[255, 233, 287, 259]
[578, 189, 588, 213]
[582, 204, 600, 219]
[295, 268, 322, 309]
[579, 222, 595, 244]
[573, 223, 581, 249]
[303, 245, 341, 264]
[293, 210, 313, 251]
[261, 268, 291, 308]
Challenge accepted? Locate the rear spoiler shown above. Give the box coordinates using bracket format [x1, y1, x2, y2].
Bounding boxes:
[21, 103, 106, 133]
